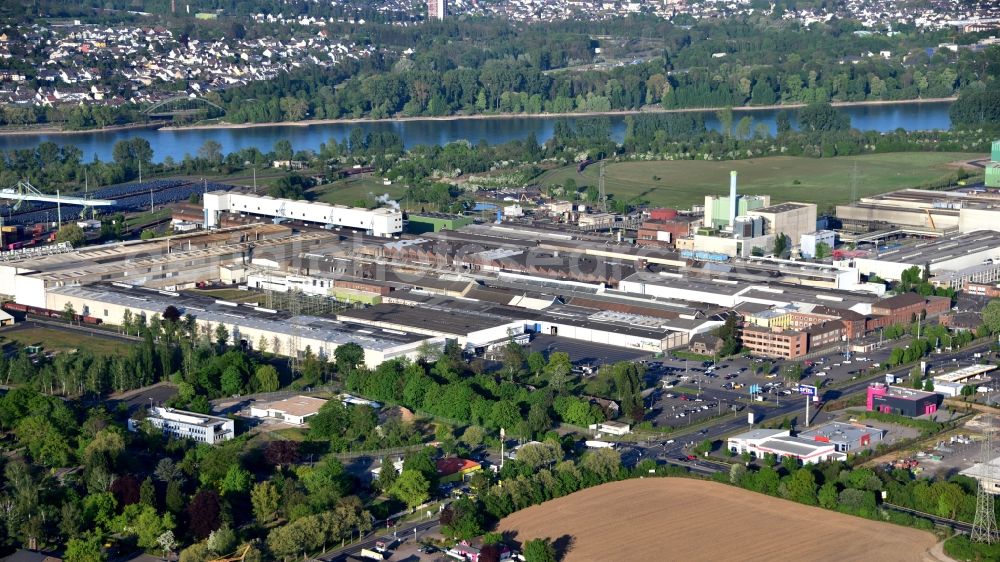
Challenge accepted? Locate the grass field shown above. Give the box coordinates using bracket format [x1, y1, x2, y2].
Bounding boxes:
[188, 288, 262, 303]
[312, 176, 406, 207]
[0, 327, 128, 356]
[499, 478, 938, 562]
[537, 152, 982, 211]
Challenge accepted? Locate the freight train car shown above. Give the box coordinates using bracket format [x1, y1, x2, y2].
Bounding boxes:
[2, 302, 103, 325]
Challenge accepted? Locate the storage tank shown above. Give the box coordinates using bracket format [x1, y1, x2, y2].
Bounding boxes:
[650, 208, 678, 221]
[733, 216, 763, 238]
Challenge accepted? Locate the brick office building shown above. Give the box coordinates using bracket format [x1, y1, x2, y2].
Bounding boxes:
[867, 293, 951, 331]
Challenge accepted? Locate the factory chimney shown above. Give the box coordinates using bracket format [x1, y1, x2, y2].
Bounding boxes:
[728, 170, 738, 229]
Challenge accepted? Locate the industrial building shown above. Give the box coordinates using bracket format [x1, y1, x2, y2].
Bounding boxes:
[129, 407, 235, 444]
[727, 429, 846, 464]
[203, 191, 403, 237]
[960, 455, 1000, 495]
[406, 212, 473, 234]
[852, 230, 1000, 282]
[867, 292, 952, 328]
[866, 383, 941, 417]
[800, 230, 836, 259]
[45, 284, 441, 368]
[798, 422, 885, 453]
[0, 224, 329, 309]
[703, 172, 770, 228]
[986, 140, 1000, 189]
[747, 202, 819, 249]
[250, 396, 328, 425]
[836, 188, 1000, 235]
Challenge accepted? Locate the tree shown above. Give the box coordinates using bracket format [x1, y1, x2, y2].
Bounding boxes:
[220, 465, 252, 495]
[730, 463, 747, 485]
[787, 468, 818, 505]
[527, 351, 546, 376]
[695, 439, 713, 455]
[163, 305, 181, 323]
[461, 425, 485, 446]
[254, 364, 280, 392]
[165, 480, 185, 514]
[214, 324, 230, 349]
[772, 233, 788, 257]
[251, 481, 280, 523]
[140, 477, 156, 508]
[516, 441, 562, 469]
[544, 351, 573, 389]
[982, 299, 1000, 334]
[581, 448, 621, 481]
[523, 538, 557, 562]
[798, 102, 850, 132]
[500, 341, 525, 379]
[264, 440, 301, 467]
[157, 531, 177, 560]
[391, 469, 430, 509]
[207, 525, 237, 556]
[62, 302, 77, 322]
[65, 532, 106, 562]
[818, 481, 839, 509]
[375, 456, 399, 493]
[334, 342, 365, 373]
[187, 489, 222, 540]
[814, 242, 831, 259]
[273, 139, 294, 161]
[198, 140, 223, 165]
[56, 224, 86, 247]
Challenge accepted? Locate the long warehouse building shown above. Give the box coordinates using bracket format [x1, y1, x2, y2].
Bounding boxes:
[203, 191, 403, 237]
[45, 283, 440, 368]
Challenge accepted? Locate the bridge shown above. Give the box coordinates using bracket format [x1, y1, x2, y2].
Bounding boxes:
[142, 96, 225, 120]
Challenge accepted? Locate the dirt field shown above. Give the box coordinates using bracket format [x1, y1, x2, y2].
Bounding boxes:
[499, 478, 940, 562]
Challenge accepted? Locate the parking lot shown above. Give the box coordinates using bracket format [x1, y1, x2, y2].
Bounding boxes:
[529, 334, 652, 367]
[648, 347, 895, 401]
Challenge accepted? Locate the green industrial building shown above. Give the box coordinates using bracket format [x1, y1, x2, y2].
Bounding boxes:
[703, 194, 770, 228]
[988, 140, 1000, 188]
[406, 212, 473, 233]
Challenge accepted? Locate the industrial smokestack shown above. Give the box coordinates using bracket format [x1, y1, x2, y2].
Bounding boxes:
[728, 170, 738, 229]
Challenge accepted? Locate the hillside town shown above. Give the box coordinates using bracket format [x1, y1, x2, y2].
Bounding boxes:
[1, 0, 999, 113]
[0, 22, 375, 109]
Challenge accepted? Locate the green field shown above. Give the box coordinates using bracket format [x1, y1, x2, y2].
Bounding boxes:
[312, 176, 407, 207]
[188, 288, 262, 303]
[0, 327, 128, 356]
[537, 152, 983, 211]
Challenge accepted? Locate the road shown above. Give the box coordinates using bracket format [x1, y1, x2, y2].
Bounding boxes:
[313, 519, 440, 561]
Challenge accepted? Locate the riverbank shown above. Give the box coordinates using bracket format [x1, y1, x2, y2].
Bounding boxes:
[0, 121, 163, 137]
[161, 97, 957, 132]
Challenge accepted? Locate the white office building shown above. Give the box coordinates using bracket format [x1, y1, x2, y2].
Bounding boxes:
[801, 230, 836, 259]
[129, 407, 235, 444]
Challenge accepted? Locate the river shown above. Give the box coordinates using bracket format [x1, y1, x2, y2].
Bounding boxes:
[0, 101, 953, 163]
